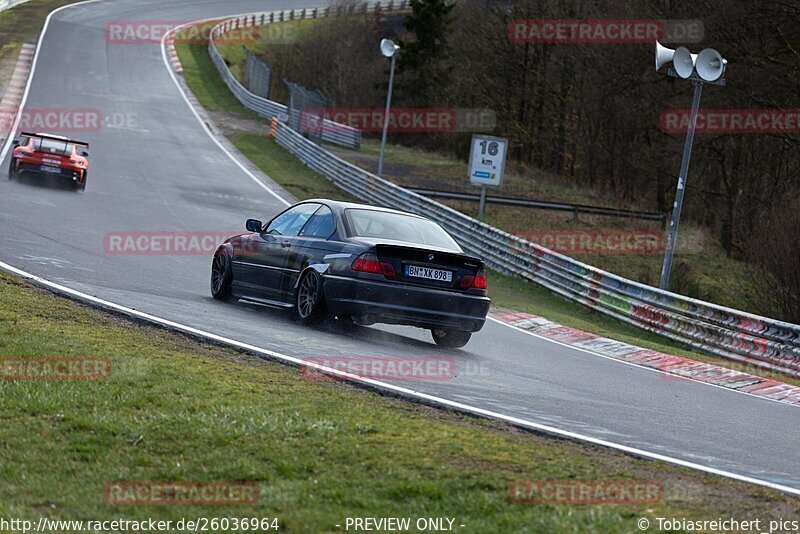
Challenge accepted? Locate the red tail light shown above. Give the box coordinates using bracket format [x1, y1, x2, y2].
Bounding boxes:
[460, 269, 487, 290]
[352, 253, 396, 278]
[473, 272, 488, 289]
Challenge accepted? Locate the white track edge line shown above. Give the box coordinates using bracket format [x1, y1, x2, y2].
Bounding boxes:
[159, 19, 290, 207]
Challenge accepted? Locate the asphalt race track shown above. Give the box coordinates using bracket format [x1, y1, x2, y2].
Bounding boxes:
[1, 0, 798, 492]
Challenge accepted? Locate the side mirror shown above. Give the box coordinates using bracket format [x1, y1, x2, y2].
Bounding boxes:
[12, 140, 19, 147]
[81, 151, 89, 157]
[246, 219, 263, 233]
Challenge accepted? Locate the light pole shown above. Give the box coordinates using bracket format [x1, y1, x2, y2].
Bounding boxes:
[654, 41, 727, 290]
[377, 38, 400, 177]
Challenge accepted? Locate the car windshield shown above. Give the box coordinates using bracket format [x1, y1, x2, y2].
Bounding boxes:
[30, 137, 74, 156]
[345, 208, 461, 251]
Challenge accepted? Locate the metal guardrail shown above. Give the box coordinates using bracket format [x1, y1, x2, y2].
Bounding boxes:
[408, 187, 667, 222]
[273, 120, 800, 377]
[205, 5, 800, 377]
[206, 3, 413, 149]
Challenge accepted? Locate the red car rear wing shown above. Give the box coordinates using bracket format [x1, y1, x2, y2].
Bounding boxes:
[19, 131, 89, 148]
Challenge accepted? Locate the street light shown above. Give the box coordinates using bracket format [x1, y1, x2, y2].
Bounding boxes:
[654, 40, 727, 290]
[377, 38, 400, 177]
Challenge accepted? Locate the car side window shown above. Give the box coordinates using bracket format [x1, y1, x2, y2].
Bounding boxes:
[299, 206, 335, 239]
[266, 203, 320, 237]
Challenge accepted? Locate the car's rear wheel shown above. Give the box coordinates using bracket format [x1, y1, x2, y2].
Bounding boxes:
[8, 158, 16, 180]
[74, 170, 87, 192]
[211, 248, 233, 301]
[295, 270, 326, 324]
[431, 328, 472, 348]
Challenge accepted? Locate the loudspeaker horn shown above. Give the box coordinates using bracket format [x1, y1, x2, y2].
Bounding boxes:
[696, 47, 726, 81]
[673, 46, 697, 79]
[380, 38, 400, 58]
[655, 40, 675, 71]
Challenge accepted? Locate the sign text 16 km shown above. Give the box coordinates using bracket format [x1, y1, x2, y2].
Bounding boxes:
[468, 134, 508, 219]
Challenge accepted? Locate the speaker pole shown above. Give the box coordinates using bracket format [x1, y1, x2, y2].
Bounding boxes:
[659, 80, 703, 290]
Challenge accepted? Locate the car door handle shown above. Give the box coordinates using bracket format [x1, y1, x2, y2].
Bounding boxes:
[281, 240, 291, 248]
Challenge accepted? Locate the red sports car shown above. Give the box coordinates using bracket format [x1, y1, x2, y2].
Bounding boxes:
[8, 131, 90, 191]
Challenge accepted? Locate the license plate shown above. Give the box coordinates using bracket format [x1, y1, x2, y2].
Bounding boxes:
[406, 265, 452, 282]
[39, 165, 61, 174]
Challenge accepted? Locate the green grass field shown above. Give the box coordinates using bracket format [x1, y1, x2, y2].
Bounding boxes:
[2, 273, 798, 531]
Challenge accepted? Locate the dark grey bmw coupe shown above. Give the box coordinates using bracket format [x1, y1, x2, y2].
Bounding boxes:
[211, 199, 490, 348]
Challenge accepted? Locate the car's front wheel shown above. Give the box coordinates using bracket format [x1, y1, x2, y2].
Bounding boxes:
[211, 248, 233, 301]
[431, 328, 472, 348]
[8, 158, 16, 180]
[295, 270, 326, 324]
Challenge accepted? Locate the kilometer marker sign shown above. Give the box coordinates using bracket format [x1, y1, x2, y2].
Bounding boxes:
[468, 134, 508, 187]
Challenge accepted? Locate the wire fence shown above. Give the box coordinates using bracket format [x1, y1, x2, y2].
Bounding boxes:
[205, 4, 416, 149]
[242, 46, 271, 99]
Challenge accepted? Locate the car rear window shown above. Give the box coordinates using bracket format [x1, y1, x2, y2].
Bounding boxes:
[30, 138, 74, 156]
[345, 209, 462, 251]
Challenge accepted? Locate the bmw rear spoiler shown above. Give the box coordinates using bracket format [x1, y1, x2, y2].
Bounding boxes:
[19, 131, 89, 147]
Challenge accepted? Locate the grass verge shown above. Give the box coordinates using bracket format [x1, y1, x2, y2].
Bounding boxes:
[1, 273, 798, 530]
[174, 30, 800, 387]
[0, 0, 78, 97]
